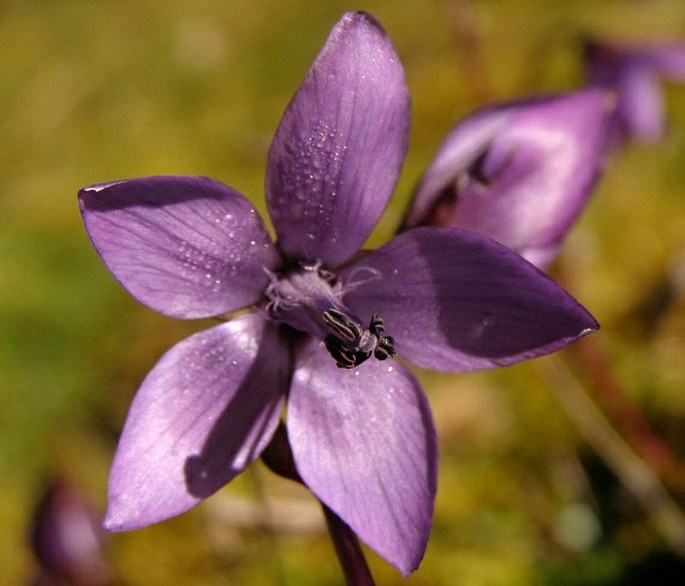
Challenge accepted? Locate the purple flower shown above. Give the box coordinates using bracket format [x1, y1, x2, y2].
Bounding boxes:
[402, 90, 613, 268]
[78, 12, 598, 575]
[30, 480, 110, 586]
[584, 39, 685, 143]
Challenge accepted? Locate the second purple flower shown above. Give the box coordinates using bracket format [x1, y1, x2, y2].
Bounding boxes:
[402, 90, 614, 268]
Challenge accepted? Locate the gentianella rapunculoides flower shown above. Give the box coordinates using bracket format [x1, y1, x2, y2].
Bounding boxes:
[402, 90, 614, 269]
[584, 39, 685, 144]
[79, 12, 599, 576]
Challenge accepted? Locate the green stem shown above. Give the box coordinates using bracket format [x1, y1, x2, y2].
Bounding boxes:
[322, 503, 375, 586]
[538, 354, 685, 554]
[262, 422, 376, 584]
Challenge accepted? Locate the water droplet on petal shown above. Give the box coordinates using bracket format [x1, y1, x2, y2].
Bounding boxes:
[480, 312, 497, 328]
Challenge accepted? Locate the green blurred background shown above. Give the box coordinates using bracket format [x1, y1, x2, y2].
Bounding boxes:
[2, 0, 685, 584]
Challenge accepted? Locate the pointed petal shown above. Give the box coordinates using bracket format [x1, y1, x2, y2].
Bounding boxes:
[583, 40, 684, 143]
[288, 340, 437, 576]
[404, 90, 612, 267]
[105, 314, 286, 530]
[342, 228, 599, 372]
[402, 108, 510, 228]
[266, 12, 410, 267]
[79, 176, 279, 318]
[616, 64, 664, 142]
[643, 44, 685, 79]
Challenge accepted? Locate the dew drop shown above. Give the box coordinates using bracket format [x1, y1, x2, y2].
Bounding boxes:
[480, 312, 497, 328]
[310, 153, 325, 170]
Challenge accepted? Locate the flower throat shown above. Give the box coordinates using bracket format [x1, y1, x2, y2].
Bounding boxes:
[264, 262, 396, 369]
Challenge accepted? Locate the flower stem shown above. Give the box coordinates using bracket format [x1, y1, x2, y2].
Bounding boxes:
[538, 354, 685, 553]
[262, 422, 376, 585]
[322, 503, 376, 586]
[553, 258, 685, 494]
[568, 334, 685, 493]
[261, 422, 302, 484]
[443, 0, 493, 107]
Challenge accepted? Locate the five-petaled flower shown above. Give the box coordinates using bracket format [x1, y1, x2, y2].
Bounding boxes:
[79, 12, 599, 576]
[402, 90, 614, 268]
[584, 39, 685, 144]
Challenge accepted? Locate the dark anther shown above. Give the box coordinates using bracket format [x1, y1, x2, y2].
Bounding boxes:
[324, 334, 372, 369]
[368, 314, 396, 362]
[322, 309, 396, 369]
[373, 335, 395, 361]
[323, 308, 365, 342]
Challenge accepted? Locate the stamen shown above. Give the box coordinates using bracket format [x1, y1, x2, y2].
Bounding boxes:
[262, 264, 396, 369]
[322, 308, 396, 369]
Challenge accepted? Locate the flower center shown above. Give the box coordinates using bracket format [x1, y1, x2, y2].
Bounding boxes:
[264, 262, 396, 369]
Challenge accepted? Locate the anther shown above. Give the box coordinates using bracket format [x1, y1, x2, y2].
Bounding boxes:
[322, 308, 396, 369]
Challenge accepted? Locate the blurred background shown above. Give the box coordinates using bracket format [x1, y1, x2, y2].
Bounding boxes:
[2, 0, 685, 584]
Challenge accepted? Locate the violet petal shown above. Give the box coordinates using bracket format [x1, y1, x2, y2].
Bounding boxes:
[615, 65, 664, 143]
[647, 44, 685, 79]
[105, 314, 286, 531]
[266, 11, 410, 267]
[79, 176, 279, 319]
[584, 41, 685, 143]
[288, 339, 437, 576]
[342, 227, 599, 372]
[30, 481, 109, 585]
[402, 108, 510, 229]
[404, 90, 611, 267]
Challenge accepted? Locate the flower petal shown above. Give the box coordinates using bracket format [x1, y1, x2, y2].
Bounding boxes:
[342, 228, 599, 372]
[402, 108, 510, 229]
[404, 90, 612, 267]
[615, 64, 664, 143]
[79, 176, 279, 318]
[266, 11, 410, 267]
[583, 40, 685, 143]
[288, 339, 437, 576]
[644, 44, 685, 79]
[105, 314, 286, 531]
